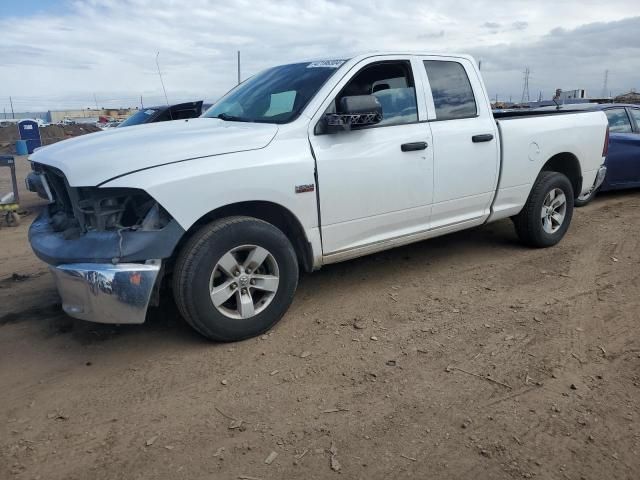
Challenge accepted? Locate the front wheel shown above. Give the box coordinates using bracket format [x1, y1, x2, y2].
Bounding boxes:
[512, 171, 574, 248]
[173, 216, 299, 342]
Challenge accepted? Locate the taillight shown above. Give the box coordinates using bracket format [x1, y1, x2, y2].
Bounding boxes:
[602, 126, 610, 157]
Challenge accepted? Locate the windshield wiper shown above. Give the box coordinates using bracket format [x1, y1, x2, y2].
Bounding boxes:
[216, 113, 250, 122]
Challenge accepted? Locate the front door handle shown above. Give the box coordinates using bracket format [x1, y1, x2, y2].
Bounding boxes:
[401, 141, 428, 152]
[472, 134, 494, 143]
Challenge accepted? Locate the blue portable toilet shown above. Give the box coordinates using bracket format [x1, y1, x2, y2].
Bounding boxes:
[18, 120, 42, 154]
[15, 140, 28, 155]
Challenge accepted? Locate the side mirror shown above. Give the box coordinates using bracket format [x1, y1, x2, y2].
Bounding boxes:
[324, 95, 383, 132]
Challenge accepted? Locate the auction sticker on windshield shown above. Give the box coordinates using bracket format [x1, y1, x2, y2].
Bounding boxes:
[307, 60, 346, 68]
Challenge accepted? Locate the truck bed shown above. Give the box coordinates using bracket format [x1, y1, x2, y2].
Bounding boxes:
[488, 109, 607, 222]
[493, 109, 594, 120]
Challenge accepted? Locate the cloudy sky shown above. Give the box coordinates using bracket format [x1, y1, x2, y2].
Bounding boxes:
[0, 0, 638, 113]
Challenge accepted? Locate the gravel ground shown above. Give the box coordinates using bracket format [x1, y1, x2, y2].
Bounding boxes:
[1, 155, 639, 479]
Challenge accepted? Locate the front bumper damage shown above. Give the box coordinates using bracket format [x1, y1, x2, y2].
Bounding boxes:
[29, 209, 184, 325]
[50, 262, 161, 324]
[29, 208, 184, 266]
[26, 162, 187, 325]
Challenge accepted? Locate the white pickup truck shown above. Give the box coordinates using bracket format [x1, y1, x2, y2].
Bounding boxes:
[27, 52, 608, 341]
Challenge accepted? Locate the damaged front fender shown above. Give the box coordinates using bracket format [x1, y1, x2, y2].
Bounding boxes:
[29, 208, 185, 266]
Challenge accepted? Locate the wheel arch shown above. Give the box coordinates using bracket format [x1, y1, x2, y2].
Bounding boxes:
[540, 152, 582, 198]
[176, 201, 314, 273]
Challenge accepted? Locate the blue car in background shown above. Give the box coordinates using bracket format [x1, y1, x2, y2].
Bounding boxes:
[534, 103, 640, 205]
[575, 104, 640, 205]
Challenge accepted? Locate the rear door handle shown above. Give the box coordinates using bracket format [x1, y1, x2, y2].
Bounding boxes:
[401, 141, 428, 152]
[472, 134, 494, 143]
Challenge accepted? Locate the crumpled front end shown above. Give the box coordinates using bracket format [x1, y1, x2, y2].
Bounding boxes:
[27, 162, 185, 324]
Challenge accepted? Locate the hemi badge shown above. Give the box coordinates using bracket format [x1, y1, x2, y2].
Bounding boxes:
[295, 184, 315, 194]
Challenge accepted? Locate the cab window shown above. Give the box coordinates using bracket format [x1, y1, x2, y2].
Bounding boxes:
[327, 60, 418, 127]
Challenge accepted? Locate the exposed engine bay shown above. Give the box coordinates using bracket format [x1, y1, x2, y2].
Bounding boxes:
[26, 162, 171, 238]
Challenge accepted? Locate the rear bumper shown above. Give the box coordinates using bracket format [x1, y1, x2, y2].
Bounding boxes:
[580, 164, 607, 199]
[593, 165, 607, 191]
[50, 262, 161, 324]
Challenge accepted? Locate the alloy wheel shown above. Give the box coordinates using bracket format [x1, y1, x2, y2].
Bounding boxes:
[208, 245, 280, 319]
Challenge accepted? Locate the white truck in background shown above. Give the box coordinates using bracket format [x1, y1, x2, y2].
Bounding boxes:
[26, 52, 608, 341]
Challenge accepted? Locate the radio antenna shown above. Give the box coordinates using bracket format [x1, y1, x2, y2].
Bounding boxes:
[156, 51, 170, 106]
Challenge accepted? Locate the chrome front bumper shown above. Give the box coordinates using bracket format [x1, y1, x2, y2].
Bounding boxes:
[50, 262, 161, 325]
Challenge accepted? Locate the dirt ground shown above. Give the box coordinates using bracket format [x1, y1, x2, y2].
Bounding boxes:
[1, 155, 639, 480]
[0, 124, 101, 154]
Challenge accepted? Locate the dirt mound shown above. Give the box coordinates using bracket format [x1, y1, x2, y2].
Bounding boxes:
[0, 123, 101, 154]
[0, 124, 18, 153]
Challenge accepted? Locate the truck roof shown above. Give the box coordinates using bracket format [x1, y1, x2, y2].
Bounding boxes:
[303, 52, 475, 63]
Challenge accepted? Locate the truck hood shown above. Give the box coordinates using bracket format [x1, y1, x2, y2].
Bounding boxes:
[29, 118, 278, 186]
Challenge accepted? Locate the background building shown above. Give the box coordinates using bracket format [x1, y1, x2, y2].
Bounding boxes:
[614, 90, 640, 104]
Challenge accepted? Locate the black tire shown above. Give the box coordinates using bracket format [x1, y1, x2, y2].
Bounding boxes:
[574, 186, 598, 207]
[173, 216, 299, 342]
[512, 171, 574, 248]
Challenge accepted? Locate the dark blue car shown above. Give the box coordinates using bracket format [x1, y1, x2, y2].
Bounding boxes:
[571, 104, 640, 205]
[533, 103, 640, 205]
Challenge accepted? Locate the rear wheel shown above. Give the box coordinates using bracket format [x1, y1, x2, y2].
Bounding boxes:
[173, 216, 299, 341]
[512, 171, 574, 248]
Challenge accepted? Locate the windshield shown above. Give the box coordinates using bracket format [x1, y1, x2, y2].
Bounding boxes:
[203, 60, 346, 124]
[118, 108, 160, 127]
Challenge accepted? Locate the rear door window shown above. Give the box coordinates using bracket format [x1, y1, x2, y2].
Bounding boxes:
[423, 60, 477, 120]
[605, 109, 633, 133]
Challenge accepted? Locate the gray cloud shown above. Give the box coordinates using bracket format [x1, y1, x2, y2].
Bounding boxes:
[0, 0, 638, 111]
[471, 16, 640, 100]
[417, 30, 446, 39]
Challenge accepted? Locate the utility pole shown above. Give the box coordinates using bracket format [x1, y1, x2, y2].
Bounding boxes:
[93, 93, 99, 110]
[520, 67, 530, 104]
[3, 108, 6, 119]
[237, 50, 241, 85]
[9, 96, 15, 119]
[140, 95, 144, 109]
[601, 70, 609, 98]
